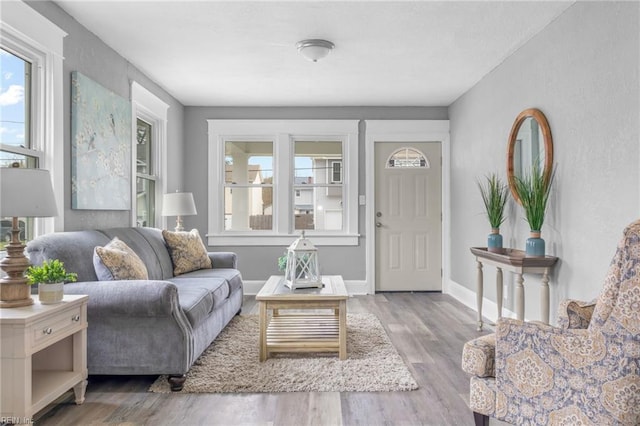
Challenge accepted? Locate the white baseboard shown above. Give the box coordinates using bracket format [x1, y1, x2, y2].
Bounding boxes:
[445, 278, 516, 326]
[243, 279, 369, 295]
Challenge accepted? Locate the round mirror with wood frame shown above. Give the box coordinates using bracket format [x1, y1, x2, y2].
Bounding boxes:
[507, 108, 554, 204]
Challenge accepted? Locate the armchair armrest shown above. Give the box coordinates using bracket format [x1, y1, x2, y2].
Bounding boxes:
[63, 280, 181, 317]
[556, 298, 597, 329]
[208, 252, 237, 269]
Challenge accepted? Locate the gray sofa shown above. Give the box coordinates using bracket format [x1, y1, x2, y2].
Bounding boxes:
[26, 227, 243, 391]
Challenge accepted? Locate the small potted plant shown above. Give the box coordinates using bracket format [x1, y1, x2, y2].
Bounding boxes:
[26, 259, 77, 304]
[477, 173, 509, 253]
[513, 161, 555, 257]
[278, 252, 288, 272]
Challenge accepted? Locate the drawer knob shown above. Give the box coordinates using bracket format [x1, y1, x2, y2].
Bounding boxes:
[72, 314, 80, 322]
[43, 327, 53, 335]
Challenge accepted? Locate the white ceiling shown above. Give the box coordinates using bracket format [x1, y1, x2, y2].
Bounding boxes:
[54, 1, 574, 107]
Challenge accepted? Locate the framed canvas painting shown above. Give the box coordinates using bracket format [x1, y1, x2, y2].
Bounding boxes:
[71, 71, 131, 210]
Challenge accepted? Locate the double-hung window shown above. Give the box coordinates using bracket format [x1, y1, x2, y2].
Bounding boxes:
[208, 120, 359, 246]
[293, 140, 343, 231]
[0, 49, 37, 247]
[131, 82, 168, 228]
[135, 118, 156, 227]
[224, 140, 274, 231]
[1, 2, 65, 249]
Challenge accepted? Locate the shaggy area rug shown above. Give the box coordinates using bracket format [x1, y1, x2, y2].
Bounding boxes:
[149, 313, 418, 393]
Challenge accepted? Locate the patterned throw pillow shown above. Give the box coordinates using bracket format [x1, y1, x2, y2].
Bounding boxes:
[162, 229, 212, 276]
[93, 237, 149, 281]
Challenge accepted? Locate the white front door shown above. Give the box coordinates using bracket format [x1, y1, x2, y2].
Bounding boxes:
[375, 142, 442, 291]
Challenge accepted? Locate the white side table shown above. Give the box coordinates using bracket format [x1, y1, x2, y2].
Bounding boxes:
[1, 294, 88, 422]
[471, 247, 558, 331]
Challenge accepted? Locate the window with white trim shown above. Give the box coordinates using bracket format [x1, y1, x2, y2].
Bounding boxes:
[135, 118, 156, 227]
[294, 140, 343, 231]
[131, 82, 168, 228]
[208, 120, 359, 246]
[224, 140, 273, 231]
[1, 2, 65, 249]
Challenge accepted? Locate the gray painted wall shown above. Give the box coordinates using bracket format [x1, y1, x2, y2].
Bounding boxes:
[25, 1, 185, 230]
[448, 2, 639, 322]
[24, 1, 639, 310]
[183, 107, 447, 280]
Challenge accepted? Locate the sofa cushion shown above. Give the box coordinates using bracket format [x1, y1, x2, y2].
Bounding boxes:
[170, 277, 232, 327]
[94, 237, 149, 281]
[162, 229, 212, 275]
[170, 276, 230, 310]
[179, 268, 243, 295]
[174, 286, 214, 329]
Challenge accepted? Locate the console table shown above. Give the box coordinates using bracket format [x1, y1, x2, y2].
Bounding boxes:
[1, 294, 88, 421]
[470, 247, 558, 331]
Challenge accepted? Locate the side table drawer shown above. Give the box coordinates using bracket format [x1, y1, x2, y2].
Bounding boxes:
[32, 305, 84, 347]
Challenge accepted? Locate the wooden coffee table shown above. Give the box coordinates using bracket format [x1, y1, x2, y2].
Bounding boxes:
[256, 275, 348, 361]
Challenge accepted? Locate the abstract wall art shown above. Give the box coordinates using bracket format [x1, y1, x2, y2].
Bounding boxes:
[71, 71, 131, 210]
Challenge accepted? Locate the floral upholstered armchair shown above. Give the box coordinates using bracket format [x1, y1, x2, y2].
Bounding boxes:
[462, 220, 640, 425]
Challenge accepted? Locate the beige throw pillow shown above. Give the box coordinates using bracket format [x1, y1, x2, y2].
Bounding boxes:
[162, 229, 212, 276]
[94, 237, 149, 280]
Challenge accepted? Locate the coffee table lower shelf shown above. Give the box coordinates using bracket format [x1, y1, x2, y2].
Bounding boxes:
[266, 314, 340, 355]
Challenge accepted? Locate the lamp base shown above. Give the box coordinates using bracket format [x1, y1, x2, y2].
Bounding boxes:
[0, 283, 33, 307]
[174, 216, 184, 232]
[0, 223, 34, 308]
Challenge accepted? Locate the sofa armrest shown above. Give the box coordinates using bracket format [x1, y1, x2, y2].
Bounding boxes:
[63, 280, 181, 317]
[208, 252, 237, 269]
[556, 298, 597, 329]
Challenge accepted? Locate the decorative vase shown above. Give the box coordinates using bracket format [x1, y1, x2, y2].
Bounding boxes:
[526, 231, 545, 257]
[38, 282, 64, 304]
[487, 228, 504, 254]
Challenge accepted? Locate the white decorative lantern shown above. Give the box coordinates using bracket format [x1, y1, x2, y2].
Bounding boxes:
[284, 231, 322, 290]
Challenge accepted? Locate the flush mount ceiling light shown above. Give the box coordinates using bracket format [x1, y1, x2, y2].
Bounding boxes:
[296, 39, 335, 62]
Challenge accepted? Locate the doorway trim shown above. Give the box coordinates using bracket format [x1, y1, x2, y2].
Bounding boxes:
[365, 120, 450, 294]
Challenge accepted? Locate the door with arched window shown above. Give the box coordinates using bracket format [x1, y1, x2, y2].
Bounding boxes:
[375, 142, 442, 291]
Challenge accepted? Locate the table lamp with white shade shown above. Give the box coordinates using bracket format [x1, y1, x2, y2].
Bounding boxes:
[161, 191, 197, 232]
[0, 166, 58, 308]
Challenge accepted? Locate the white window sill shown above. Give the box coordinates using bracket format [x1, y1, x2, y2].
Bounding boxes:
[206, 234, 360, 246]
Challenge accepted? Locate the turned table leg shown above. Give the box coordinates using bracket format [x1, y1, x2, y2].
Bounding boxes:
[515, 273, 525, 321]
[476, 260, 484, 331]
[496, 267, 503, 319]
[541, 268, 550, 324]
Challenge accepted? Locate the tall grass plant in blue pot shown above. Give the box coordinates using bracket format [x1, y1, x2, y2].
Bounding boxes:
[513, 162, 555, 257]
[477, 173, 509, 254]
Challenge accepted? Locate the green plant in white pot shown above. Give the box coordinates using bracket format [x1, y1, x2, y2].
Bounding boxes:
[477, 173, 509, 253]
[26, 259, 77, 304]
[513, 161, 555, 257]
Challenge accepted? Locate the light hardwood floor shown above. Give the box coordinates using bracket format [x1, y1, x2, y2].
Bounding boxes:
[32, 293, 496, 426]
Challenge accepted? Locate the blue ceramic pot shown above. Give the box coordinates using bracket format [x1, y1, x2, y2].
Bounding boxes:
[487, 229, 504, 253]
[526, 231, 545, 257]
